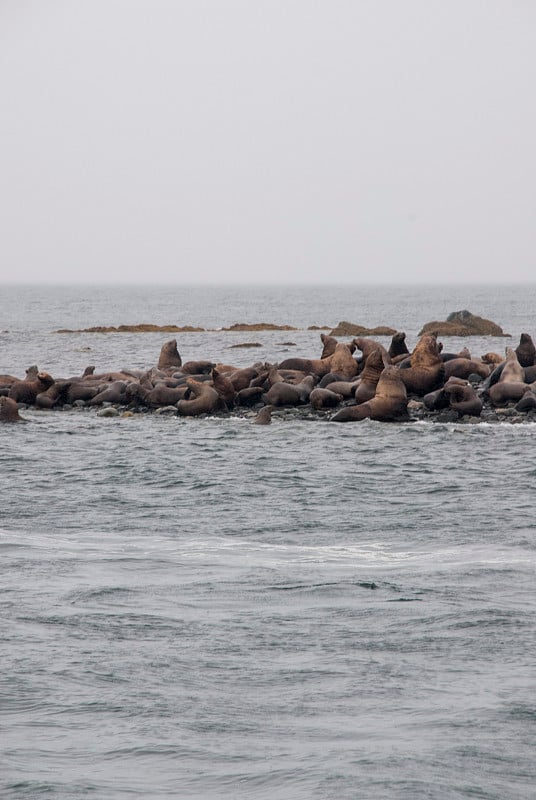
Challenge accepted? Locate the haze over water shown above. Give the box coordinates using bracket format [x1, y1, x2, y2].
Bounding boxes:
[2, 283, 536, 799]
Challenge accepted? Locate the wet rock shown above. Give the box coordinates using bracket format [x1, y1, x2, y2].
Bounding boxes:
[419, 310, 509, 337]
[329, 321, 397, 337]
[97, 407, 119, 417]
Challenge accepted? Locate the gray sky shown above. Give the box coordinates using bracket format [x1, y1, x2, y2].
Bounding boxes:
[1, 1, 535, 284]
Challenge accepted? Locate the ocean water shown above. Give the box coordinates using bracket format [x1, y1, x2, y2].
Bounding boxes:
[1, 284, 536, 799]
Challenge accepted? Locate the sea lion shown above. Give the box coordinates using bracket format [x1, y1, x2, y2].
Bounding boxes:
[262, 376, 315, 407]
[235, 386, 264, 406]
[481, 352, 503, 366]
[320, 333, 338, 359]
[353, 337, 390, 364]
[500, 348, 525, 383]
[228, 367, 259, 392]
[443, 379, 483, 417]
[331, 366, 408, 422]
[181, 360, 215, 375]
[276, 357, 332, 378]
[0, 396, 25, 422]
[8, 372, 55, 405]
[397, 334, 444, 396]
[157, 339, 182, 370]
[489, 381, 529, 406]
[516, 390, 536, 413]
[253, 405, 273, 424]
[515, 333, 536, 368]
[328, 343, 359, 379]
[35, 381, 72, 409]
[443, 358, 490, 380]
[309, 387, 344, 409]
[388, 332, 409, 359]
[354, 349, 388, 404]
[211, 367, 237, 406]
[88, 381, 129, 406]
[177, 379, 223, 416]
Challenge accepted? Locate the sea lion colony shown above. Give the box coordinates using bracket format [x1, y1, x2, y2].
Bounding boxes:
[1, 332, 536, 424]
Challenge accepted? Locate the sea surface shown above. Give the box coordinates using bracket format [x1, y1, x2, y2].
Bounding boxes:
[1, 284, 536, 800]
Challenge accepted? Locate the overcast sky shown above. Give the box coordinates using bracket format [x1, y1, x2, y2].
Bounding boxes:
[1, 1, 535, 284]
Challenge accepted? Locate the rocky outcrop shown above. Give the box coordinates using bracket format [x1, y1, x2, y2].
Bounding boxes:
[419, 310, 509, 337]
[222, 323, 297, 331]
[329, 321, 397, 337]
[56, 324, 205, 333]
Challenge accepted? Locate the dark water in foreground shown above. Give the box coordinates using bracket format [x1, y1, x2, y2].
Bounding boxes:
[1, 285, 536, 799]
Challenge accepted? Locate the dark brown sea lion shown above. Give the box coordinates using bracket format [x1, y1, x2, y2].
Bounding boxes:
[515, 390, 536, 412]
[354, 349, 388, 404]
[515, 333, 536, 368]
[443, 379, 483, 417]
[388, 332, 409, 359]
[253, 405, 273, 425]
[0, 396, 25, 422]
[331, 366, 408, 422]
[397, 334, 444, 396]
[262, 376, 315, 407]
[236, 386, 264, 406]
[8, 372, 55, 405]
[35, 381, 72, 409]
[309, 387, 343, 409]
[177, 379, 222, 416]
[66, 382, 101, 404]
[158, 339, 182, 370]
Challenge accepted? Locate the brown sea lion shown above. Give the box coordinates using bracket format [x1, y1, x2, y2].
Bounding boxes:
[515, 333, 536, 368]
[309, 387, 344, 409]
[443, 358, 490, 381]
[35, 381, 72, 409]
[397, 334, 444, 396]
[8, 372, 55, 405]
[181, 360, 215, 375]
[276, 357, 332, 378]
[177, 379, 223, 416]
[211, 367, 237, 406]
[331, 366, 408, 422]
[158, 339, 182, 370]
[320, 333, 338, 359]
[489, 381, 529, 406]
[354, 349, 388, 404]
[499, 348, 524, 383]
[481, 352, 503, 366]
[443, 379, 483, 417]
[253, 405, 273, 425]
[88, 381, 129, 406]
[353, 337, 390, 364]
[0, 396, 25, 422]
[228, 367, 259, 391]
[329, 343, 359, 379]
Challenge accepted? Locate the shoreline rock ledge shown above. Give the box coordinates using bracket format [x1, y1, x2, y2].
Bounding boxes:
[419, 310, 510, 337]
